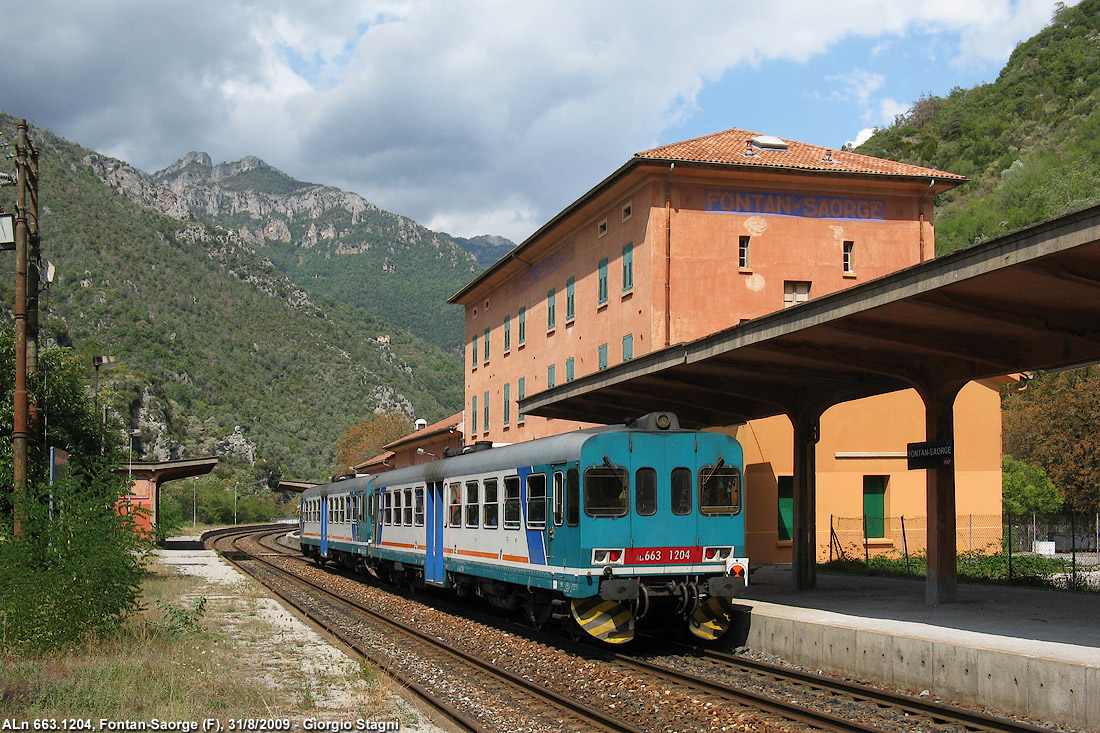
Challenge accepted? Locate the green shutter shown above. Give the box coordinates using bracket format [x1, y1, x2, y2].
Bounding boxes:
[777, 476, 793, 542]
[863, 476, 886, 539]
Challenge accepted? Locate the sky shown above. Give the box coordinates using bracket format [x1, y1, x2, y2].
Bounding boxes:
[0, 1, 1074, 244]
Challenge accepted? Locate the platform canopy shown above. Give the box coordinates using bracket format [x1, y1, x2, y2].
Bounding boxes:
[522, 204, 1100, 428]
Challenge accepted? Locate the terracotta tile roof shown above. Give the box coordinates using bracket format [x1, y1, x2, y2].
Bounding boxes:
[383, 411, 464, 450]
[352, 450, 394, 471]
[636, 128, 965, 180]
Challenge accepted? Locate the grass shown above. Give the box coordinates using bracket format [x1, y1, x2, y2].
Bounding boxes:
[1, 562, 394, 720]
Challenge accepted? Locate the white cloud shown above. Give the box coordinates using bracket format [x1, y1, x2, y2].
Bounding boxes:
[0, 0, 1077, 242]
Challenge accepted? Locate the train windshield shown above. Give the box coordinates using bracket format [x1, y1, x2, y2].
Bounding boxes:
[584, 462, 628, 517]
[700, 462, 742, 515]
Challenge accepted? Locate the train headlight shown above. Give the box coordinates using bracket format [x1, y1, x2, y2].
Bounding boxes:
[703, 546, 732, 561]
[592, 548, 626, 565]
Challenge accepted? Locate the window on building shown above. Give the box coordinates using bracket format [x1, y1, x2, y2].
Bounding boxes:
[863, 475, 887, 539]
[518, 307, 526, 344]
[471, 395, 477, 434]
[547, 364, 556, 389]
[622, 333, 634, 362]
[597, 219, 608, 238]
[566, 357, 574, 382]
[843, 241, 854, 273]
[622, 243, 633, 291]
[598, 343, 608, 371]
[471, 334, 478, 367]
[503, 382, 510, 426]
[739, 235, 750, 269]
[547, 288, 556, 329]
[566, 277, 575, 321]
[483, 390, 489, 432]
[622, 201, 632, 222]
[598, 258, 608, 305]
[504, 314, 511, 352]
[777, 476, 793, 542]
[518, 377, 526, 421]
[484, 327, 490, 362]
[783, 281, 811, 308]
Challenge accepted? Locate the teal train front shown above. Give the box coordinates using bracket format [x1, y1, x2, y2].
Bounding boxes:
[300, 412, 749, 643]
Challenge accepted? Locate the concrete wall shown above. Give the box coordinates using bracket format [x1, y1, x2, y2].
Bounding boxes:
[741, 602, 1099, 729]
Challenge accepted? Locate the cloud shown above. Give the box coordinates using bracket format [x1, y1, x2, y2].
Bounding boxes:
[0, 0, 1074, 243]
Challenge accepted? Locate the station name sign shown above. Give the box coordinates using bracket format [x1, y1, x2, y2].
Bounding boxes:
[907, 440, 954, 470]
[705, 190, 886, 221]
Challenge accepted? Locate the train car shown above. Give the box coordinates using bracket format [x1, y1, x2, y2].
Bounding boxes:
[299, 412, 749, 643]
[299, 475, 372, 569]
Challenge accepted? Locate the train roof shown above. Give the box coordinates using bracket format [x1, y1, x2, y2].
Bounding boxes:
[301, 474, 372, 500]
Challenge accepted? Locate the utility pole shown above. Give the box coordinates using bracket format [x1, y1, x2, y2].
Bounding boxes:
[12, 119, 39, 537]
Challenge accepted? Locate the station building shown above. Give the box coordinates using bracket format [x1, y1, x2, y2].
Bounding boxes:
[447, 128, 1005, 563]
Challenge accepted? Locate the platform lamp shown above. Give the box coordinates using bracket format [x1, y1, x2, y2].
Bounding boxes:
[92, 355, 118, 424]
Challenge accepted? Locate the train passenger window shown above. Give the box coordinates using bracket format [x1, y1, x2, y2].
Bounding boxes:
[566, 468, 580, 526]
[466, 480, 480, 527]
[553, 471, 564, 526]
[504, 476, 521, 529]
[361, 494, 369, 523]
[671, 467, 692, 515]
[384, 491, 392, 525]
[448, 482, 462, 527]
[404, 488, 413, 525]
[700, 463, 741, 515]
[414, 487, 425, 526]
[584, 463, 628, 517]
[527, 473, 547, 528]
[484, 478, 499, 528]
[393, 491, 403, 526]
[636, 467, 657, 516]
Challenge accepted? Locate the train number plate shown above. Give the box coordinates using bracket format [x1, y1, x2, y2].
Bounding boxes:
[627, 546, 700, 564]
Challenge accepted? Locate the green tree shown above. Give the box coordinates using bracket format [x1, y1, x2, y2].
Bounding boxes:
[0, 332, 150, 651]
[1003, 368, 1100, 512]
[1002, 455, 1063, 515]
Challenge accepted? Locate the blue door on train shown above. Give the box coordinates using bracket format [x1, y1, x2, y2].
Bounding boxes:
[424, 481, 445, 585]
[320, 494, 329, 558]
[627, 430, 699, 554]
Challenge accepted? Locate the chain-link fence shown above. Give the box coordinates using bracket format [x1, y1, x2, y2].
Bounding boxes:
[825, 512, 1100, 591]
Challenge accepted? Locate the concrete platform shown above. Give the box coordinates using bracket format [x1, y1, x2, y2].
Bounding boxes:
[736, 565, 1099, 729]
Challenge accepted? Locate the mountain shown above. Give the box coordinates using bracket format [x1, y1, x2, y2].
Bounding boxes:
[0, 113, 463, 481]
[144, 153, 479, 353]
[855, 0, 1100, 252]
[444, 233, 517, 268]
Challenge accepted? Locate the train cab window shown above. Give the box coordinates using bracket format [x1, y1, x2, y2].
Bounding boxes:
[566, 468, 580, 526]
[527, 473, 547, 528]
[466, 480, 480, 527]
[553, 471, 564, 526]
[636, 467, 657, 516]
[384, 491, 393, 525]
[504, 476, 522, 529]
[404, 488, 414, 525]
[671, 467, 692, 515]
[484, 478, 499, 529]
[414, 487, 425, 526]
[393, 491, 403, 526]
[584, 463, 628, 517]
[700, 462, 741, 515]
[448, 482, 462, 527]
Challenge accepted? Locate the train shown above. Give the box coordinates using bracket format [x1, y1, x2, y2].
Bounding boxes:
[299, 411, 749, 643]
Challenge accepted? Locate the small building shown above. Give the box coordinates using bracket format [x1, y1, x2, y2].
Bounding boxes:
[115, 457, 218, 535]
[353, 412, 465, 475]
[446, 127, 1004, 563]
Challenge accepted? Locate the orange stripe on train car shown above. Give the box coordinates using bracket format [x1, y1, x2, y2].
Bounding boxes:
[380, 541, 417, 549]
[455, 548, 499, 559]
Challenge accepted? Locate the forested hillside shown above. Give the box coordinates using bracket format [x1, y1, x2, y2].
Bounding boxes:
[856, 0, 1100, 252]
[0, 112, 463, 481]
[857, 0, 1100, 513]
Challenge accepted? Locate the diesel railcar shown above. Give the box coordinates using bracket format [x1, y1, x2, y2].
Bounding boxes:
[300, 412, 749, 643]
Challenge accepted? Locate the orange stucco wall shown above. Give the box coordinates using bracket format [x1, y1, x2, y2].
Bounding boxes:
[455, 165, 1002, 565]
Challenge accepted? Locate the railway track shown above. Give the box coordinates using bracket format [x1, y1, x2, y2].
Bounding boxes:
[208, 528, 649, 733]
[208, 527, 1058, 733]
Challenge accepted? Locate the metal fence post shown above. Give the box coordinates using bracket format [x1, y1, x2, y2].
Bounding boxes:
[901, 515, 910, 576]
[1007, 513, 1013, 582]
[1071, 512, 1077, 590]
